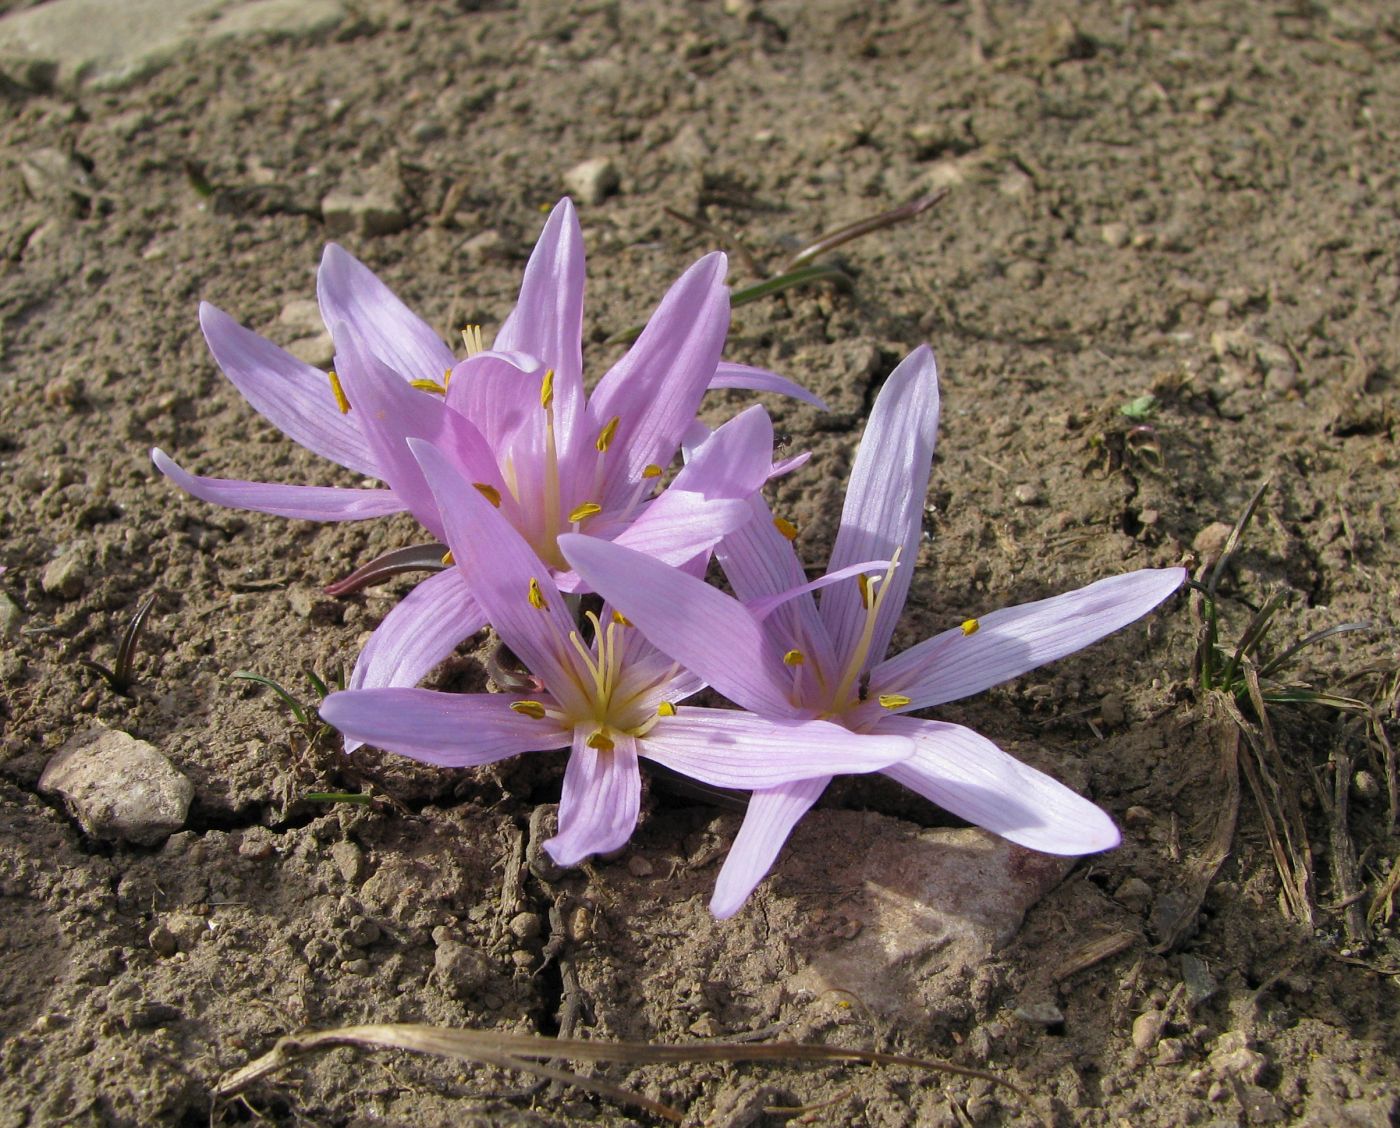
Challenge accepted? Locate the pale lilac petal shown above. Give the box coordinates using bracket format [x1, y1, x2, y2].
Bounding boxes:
[560, 533, 801, 718]
[641, 709, 910, 787]
[151, 449, 406, 521]
[343, 569, 485, 751]
[873, 567, 1186, 710]
[411, 439, 582, 696]
[821, 345, 941, 667]
[333, 324, 503, 543]
[709, 362, 827, 409]
[317, 244, 457, 382]
[717, 496, 839, 684]
[545, 733, 642, 866]
[668, 404, 773, 500]
[590, 253, 730, 505]
[319, 688, 568, 768]
[769, 450, 810, 478]
[442, 352, 540, 456]
[745, 559, 892, 622]
[875, 715, 1121, 854]
[710, 777, 827, 919]
[605, 493, 752, 565]
[199, 303, 377, 476]
[494, 198, 585, 394]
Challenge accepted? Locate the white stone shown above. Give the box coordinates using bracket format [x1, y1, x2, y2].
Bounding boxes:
[39, 727, 193, 845]
[563, 158, 620, 206]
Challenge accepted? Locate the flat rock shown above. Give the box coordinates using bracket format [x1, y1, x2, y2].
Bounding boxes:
[0, 0, 345, 92]
[39, 727, 194, 845]
[568, 810, 1071, 1037]
[563, 157, 620, 205]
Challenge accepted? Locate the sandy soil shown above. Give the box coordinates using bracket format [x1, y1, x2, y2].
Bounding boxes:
[2, 1, 1398, 1124]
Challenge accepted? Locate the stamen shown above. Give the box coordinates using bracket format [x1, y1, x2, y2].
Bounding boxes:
[441, 550, 455, 566]
[657, 701, 676, 717]
[857, 574, 872, 610]
[528, 578, 546, 610]
[539, 368, 555, 410]
[773, 515, 799, 541]
[461, 325, 484, 357]
[568, 501, 603, 523]
[611, 610, 631, 627]
[410, 378, 446, 395]
[961, 618, 980, 636]
[443, 367, 454, 390]
[642, 464, 663, 479]
[327, 370, 351, 414]
[783, 649, 805, 666]
[473, 483, 502, 507]
[595, 416, 620, 453]
[586, 729, 614, 752]
[511, 700, 547, 719]
[878, 694, 911, 710]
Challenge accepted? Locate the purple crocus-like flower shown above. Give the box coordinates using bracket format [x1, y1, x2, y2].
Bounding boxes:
[318, 439, 912, 866]
[153, 199, 818, 705]
[562, 345, 1186, 916]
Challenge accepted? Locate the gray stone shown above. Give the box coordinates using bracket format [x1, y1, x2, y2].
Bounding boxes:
[39, 727, 193, 845]
[0, 590, 23, 639]
[321, 185, 408, 238]
[563, 157, 620, 206]
[41, 551, 86, 600]
[0, 0, 346, 92]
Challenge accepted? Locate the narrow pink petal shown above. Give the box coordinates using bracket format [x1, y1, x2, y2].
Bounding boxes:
[716, 496, 839, 686]
[821, 345, 941, 668]
[151, 449, 406, 521]
[709, 362, 826, 409]
[333, 324, 503, 543]
[875, 715, 1121, 854]
[442, 352, 540, 456]
[494, 198, 586, 394]
[560, 533, 801, 718]
[873, 567, 1186, 710]
[745, 559, 892, 622]
[606, 494, 750, 566]
[641, 709, 910, 788]
[590, 253, 730, 504]
[319, 688, 568, 767]
[710, 777, 827, 919]
[668, 404, 773, 500]
[317, 244, 456, 382]
[410, 439, 583, 696]
[343, 569, 485, 752]
[545, 732, 642, 866]
[199, 303, 377, 475]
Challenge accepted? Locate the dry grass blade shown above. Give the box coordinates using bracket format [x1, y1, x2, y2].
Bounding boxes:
[1052, 930, 1139, 983]
[1367, 855, 1400, 929]
[214, 1022, 1027, 1122]
[1152, 698, 1240, 953]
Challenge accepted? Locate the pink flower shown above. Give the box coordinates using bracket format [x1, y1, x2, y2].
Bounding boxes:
[562, 345, 1186, 916]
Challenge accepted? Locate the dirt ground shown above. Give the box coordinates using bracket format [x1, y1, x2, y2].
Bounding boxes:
[2, 1, 1399, 1124]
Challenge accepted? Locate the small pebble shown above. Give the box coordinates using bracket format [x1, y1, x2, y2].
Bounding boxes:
[1155, 1037, 1187, 1065]
[1192, 521, 1234, 565]
[626, 855, 654, 878]
[508, 912, 542, 941]
[1114, 877, 1153, 912]
[563, 157, 619, 206]
[1101, 221, 1131, 248]
[1352, 770, 1380, 801]
[41, 553, 87, 599]
[1132, 1009, 1165, 1051]
[1124, 805, 1154, 829]
[1012, 482, 1042, 506]
[1099, 693, 1125, 728]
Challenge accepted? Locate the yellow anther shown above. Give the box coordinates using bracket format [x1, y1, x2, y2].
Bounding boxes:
[410, 378, 447, 395]
[539, 368, 555, 410]
[586, 729, 615, 751]
[327, 369, 351, 414]
[528, 578, 546, 610]
[473, 482, 502, 507]
[857, 574, 872, 610]
[461, 325, 484, 357]
[611, 610, 631, 627]
[773, 515, 799, 541]
[642, 464, 663, 479]
[568, 501, 603, 523]
[511, 700, 546, 719]
[961, 618, 980, 636]
[595, 416, 620, 453]
[443, 366, 454, 390]
[657, 701, 676, 717]
[783, 649, 805, 666]
[878, 694, 912, 710]
[441, 550, 455, 566]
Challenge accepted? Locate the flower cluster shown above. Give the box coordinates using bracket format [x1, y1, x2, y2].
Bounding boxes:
[158, 198, 1184, 916]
